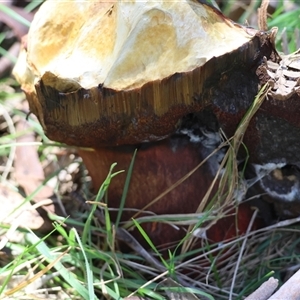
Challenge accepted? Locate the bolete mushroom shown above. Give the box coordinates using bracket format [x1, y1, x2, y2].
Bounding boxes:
[13, 0, 277, 248]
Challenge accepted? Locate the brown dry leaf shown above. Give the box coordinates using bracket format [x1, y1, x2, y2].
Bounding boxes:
[0, 183, 50, 232]
[14, 118, 56, 219]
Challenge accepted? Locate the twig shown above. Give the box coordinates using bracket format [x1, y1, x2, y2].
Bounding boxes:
[268, 268, 300, 300]
[245, 277, 278, 300]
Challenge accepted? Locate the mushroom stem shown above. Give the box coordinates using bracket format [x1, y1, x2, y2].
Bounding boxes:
[78, 135, 219, 247]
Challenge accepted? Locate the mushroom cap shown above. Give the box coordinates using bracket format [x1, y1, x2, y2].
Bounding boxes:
[13, 0, 257, 147]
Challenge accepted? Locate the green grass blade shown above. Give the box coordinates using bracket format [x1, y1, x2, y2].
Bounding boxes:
[72, 228, 96, 299]
[26, 229, 91, 299]
[116, 149, 137, 228]
[82, 162, 123, 245]
[132, 219, 168, 269]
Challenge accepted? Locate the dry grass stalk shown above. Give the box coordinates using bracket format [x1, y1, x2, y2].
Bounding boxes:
[257, 0, 269, 31]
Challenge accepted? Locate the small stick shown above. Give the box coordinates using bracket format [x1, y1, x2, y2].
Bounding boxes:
[268, 268, 300, 300]
[245, 277, 278, 300]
